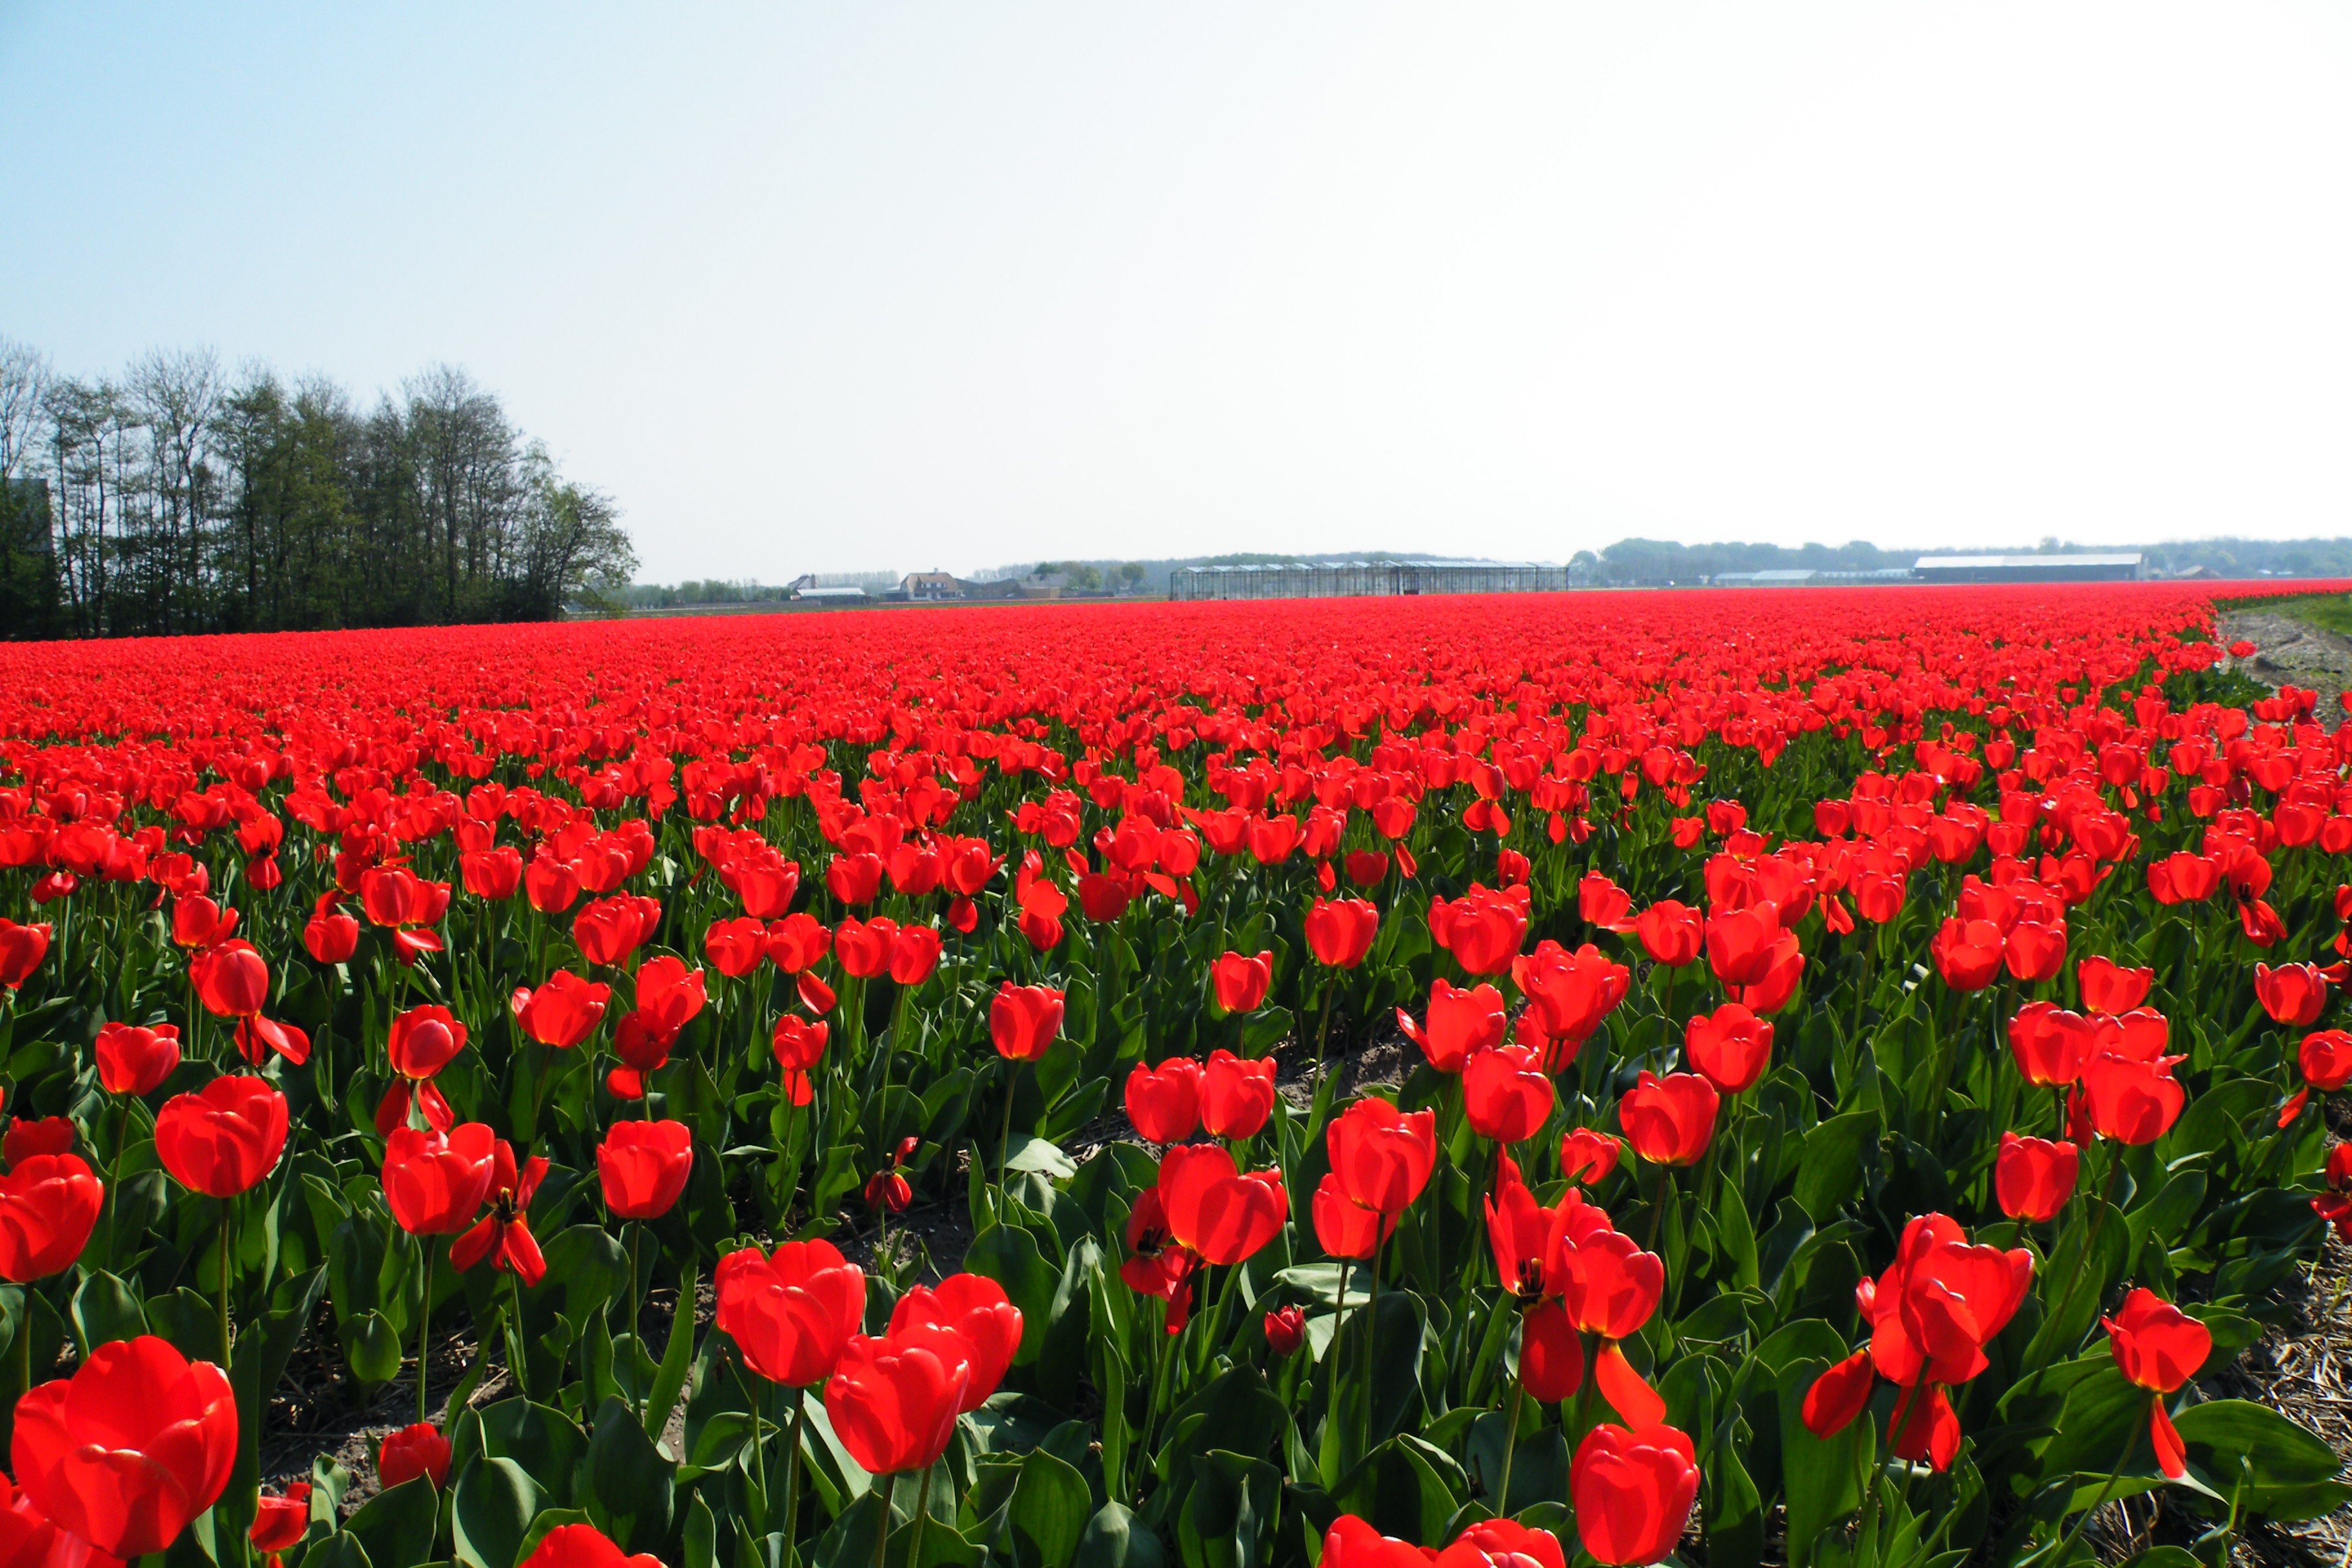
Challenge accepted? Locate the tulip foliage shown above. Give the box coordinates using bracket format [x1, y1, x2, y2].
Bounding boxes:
[0, 585, 2345, 1568]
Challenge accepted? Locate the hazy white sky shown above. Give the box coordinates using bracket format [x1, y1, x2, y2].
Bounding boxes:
[4, 3, 2349, 582]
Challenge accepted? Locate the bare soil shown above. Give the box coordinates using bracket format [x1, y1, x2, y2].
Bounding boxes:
[2217, 607, 2352, 729]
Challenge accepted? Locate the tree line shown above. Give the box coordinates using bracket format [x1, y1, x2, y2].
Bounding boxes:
[0, 336, 635, 640]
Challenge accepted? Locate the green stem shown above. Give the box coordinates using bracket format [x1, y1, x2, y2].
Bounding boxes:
[1496, 1378, 1526, 1516]
[2044, 1146, 2123, 1346]
[783, 1386, 809, 1567]
[1359, 1224, 1386, 1455]
[218, 1195, 234, 1369]
[909, 1462, 933, 1568]
[416, 1234, 433, 1428]
[874, 1471, 896, 1568]
[626, 1220, 644, 1419]
[508, 1268, 531, 1399]
[995, 1061, 1022, 1219]
[2032, 1417, 2140, 1567]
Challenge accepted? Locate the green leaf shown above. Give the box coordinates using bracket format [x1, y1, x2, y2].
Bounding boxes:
[1326, 1436, 1463, 1546]
[1008, 1447, 1092, 1568]
[344, 1476, 438, 1568]
[1177, 1451, 1280, 1568]
[585, 1396, 675, 1547]
[1005, 1137, 1078, 1181]
[645, 1261, 700, 1444]
[70, 1269, 145, 1353]
[1793, 1112, 1877, 1222]
[2172, 1399, 2352, 1522]
[302, 1534, 373, 1568]
[1776, 1358, 1863, 1568]
[966, 1223, 1061, 1366]
[453, 1456, 544, 1568]
[1075, 1504, 1167, 1568]
[342, 1310, 404, 1386]
[473, 1397, 589, 1510]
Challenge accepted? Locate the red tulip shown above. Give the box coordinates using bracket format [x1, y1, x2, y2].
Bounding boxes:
[823, 1333, 968, 1475]
[890, 1273, 1023, 1411]
[2003, 919, 2068, 984]
[716, 1239, 867, 1387]
[2, 1118, 72, 1167]
[2077, 956, 2153, 1015]
[2105, 1288, 2212, 1479]
[1264, 1304, 1306, 1357]
[598, 1119, 692, 1219]
[95, 1021, 181, 1097]
[1304, 898, 1378, 969]
[1801, 1350, 1876, 1440]
[1619, 1071, 1718, 1167]
[155, 1076, 288, 1197]
[0, 1153, 102, 1282]
[382, 1124, 497, 1236]
[1569, 1423, 1701, 1566]
[12, 1335, 237, 1558]
[1511, 941, 1631, 1062]
[1519, 1298, 1585, 1401]
[889, 925, 943, 986]
[190, 939, 270, 1018]
[572, 894, 659, 968]
[704, 916, 767, 978]
[387, 1005, 467, 1081]
[1313, 1172, 1388, 1260]
[2007, 1002, 2095, 1087]
[1683, 1003, 1772, 1095]
[1335, 1518, 1451, 1568]
[1559, 1127, 1620, 1185]
[632, 956, 708, 1038]
[1157, 1144, 1288, 1264]
[1576, 872, 1635, 934]
[250, 1481, 308, 1559]
[171, 895, 237, 950]
[765, 912, 832, 973]
[834, 917, 896, 979]
[1326, 1097, 1436, 1215]
[1930, 918, 2004, 992]
[826, 852, 886, 908]
[990, 983, 1064, 1062]
[1704, 903, 1783, 988]
[303, 905, 359, 964]
[2081, 1052, 2186, 1144]
[0, 920, 50, 989]
[524, 854, 582, 915]
[449, 1141, 550, 1285]
[0, 1470, 95, 1567]
[1864, 1213, 2033, 1389]
[1124, 1057, 1203, 1144]
[1199, 1049, 1276, 1139]
[460, 846, 524, 901]
[2303, 1030, 2352, 1092]
[1464, 1043, 1553, 1144]
[1398, 979, 1506, 1073]
[378, 1422, 453, 1489]
[518, 1522, 665, 1568]
[772, 1014, 829, 1072]
[1435, 1519, 1566, 1568]
[1429, 885, 1528, 975]
[1994, 1132, 2077, 1223]
[1211, 950, 1273, 1013]
[2257, 963, 2328, 1026]
[512, 970, 611, 1048]
[1562, 1230, 1665, 1346]
[1632, 902, 1702, 967]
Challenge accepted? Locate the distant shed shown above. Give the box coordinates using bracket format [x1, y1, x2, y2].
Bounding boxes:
[1912, 553, 2142, 585]
[1169, 560, 1566, 602]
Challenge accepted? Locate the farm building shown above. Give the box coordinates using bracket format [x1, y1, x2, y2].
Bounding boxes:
[1168, 560, 1567, 602]
[1910, 553, 2142, 584]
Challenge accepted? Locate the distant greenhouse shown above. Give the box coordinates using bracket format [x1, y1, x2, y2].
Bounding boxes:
[1169, 560, 1567, 602]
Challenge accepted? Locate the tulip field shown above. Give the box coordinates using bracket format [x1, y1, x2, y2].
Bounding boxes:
[5, 583, 2352, 1568]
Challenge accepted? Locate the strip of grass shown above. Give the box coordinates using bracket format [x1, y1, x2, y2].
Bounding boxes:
[2234, 592, 2352, 636]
